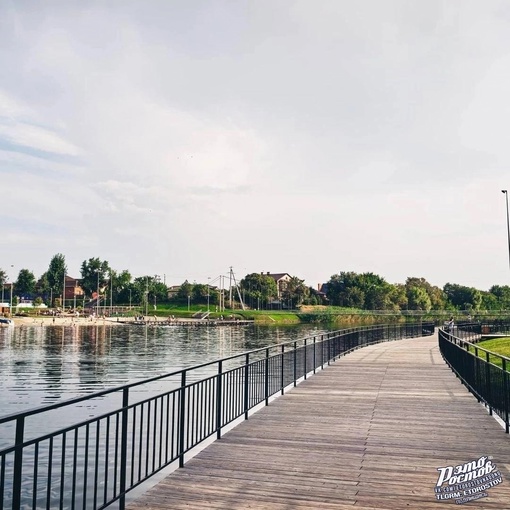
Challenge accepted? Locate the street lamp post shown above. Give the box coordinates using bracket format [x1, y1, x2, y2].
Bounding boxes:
[145, 276, 149, 317]
[110, 272, 113, 316]
[96, 269, 100, 318]
[9, 265, 14, 317]
[502, 190, 510, 271]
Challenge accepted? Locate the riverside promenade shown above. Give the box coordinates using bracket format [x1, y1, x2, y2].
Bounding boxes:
[128, 334, 510, 509]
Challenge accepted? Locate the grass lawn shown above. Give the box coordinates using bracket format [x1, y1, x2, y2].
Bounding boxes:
[476, 337, 510, 368]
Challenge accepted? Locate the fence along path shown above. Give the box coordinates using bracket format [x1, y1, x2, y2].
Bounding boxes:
[128, 335, 510, 509]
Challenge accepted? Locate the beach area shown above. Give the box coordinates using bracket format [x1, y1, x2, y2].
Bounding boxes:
[3, 315, 253, 328]
[2, 315, 167, 327]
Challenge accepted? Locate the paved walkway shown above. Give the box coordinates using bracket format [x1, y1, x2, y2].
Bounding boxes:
[128, 335, 510, 509]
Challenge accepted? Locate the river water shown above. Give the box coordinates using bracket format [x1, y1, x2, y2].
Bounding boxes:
[0, 322, 339, 508]
[0, 322, 330, 423]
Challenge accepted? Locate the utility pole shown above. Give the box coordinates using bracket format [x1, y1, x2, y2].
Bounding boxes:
[207, 277, 210, 312]
[145, 276, 149, 317]
[62, 272, 66, 312]
[229, 267, 233, 310]
[230, 268, 246, 310]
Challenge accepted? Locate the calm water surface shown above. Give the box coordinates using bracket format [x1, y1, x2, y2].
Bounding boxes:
[0, 322, 336, 507]
[0, 323, 330, 418]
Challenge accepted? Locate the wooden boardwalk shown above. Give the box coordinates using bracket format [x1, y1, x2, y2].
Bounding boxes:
[128, 335, 510, 509]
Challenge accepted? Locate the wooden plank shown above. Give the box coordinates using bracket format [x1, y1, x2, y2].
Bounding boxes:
[128, 335, 510, 509]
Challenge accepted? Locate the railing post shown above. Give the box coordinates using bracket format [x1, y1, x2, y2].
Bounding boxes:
[281, 344, 285, 395]
[265, 348, 269, 406]
[178, 370, 186, 468]
[244, 353, 250, 419]
[485, 351, 492, 416]
[293, 341, 297, 386]
[503, 358, 509, 433]
[304, 339, 307, 380]
[12, 416, 25, 510]
[327, 335, 331, 365]
[313, 337, 317, 374]
[217, 360, 223, 438]
[119, 387, 129, 510]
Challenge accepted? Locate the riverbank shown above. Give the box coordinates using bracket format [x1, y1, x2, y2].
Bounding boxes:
[7, 316, 165, 327]
[6, 316, 255, 328]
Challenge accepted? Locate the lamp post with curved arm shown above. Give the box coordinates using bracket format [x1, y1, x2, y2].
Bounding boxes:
[502, 190, 510, 271]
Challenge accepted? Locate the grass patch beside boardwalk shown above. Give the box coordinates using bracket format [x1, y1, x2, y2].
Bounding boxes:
[476, 337, 510, 368]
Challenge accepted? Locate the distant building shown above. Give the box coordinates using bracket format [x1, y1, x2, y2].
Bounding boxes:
[317, 283, 328, 301]
[167, 285, 181, 299]
[64, 276, 85, 301]
[264, 272, 292, 298]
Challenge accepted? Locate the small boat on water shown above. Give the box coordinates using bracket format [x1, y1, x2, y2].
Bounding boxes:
[0, 318, 14, 326]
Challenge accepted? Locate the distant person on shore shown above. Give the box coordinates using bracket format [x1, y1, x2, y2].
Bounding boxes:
[447, 317, 454, 333]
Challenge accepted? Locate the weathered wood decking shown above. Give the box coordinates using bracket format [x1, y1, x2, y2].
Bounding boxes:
[128, 335, 510, 509]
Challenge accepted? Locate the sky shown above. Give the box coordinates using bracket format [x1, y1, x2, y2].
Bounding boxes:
[1, 1, 510, 292]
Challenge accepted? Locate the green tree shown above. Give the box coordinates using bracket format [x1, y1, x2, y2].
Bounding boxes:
[239, 273, 277, 309]
[150, 279, 169, 307]
[480, 291, 499, 310]
[407, 287, 432, 311]
[113, 270, 133, 304]
[15, 269, 36, 297]
[47, 254, 67, 304]
[35, 272, 50, 303]
[327, 271, 394, 310]
[0, 268, 7, 303]
[388, 283, 408, 311]
[303, 286, 324, 306]
[342, 287, 365, 308]
[131, 277, 148, 306]
[192, 283, 209, 304]
[489, 285, 510, 309]
[176, 280, 194, 304]
[326, 272, 361, 307]
[80, 258, 110, 298]
[443, 283, 482, 311]
[428, 285, 447, 310]
[357, 272, 392, 309]
[405, 277, 445, 311]
[282, 276, 308, 307]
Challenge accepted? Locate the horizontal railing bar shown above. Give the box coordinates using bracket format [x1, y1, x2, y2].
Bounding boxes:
[0, 324, 415, 425]
[0, 322, 435, 510]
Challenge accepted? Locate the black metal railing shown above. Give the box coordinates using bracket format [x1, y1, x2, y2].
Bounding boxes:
[438, 322, 510, 434]
[0, 322, 433, 510]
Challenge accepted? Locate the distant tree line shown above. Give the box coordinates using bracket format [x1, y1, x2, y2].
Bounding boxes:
[1, 255, 510, 312]
[325, 272, 510, 312]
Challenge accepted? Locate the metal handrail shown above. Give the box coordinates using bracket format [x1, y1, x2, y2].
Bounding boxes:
[0, 322, 433, 510]
[438, 322, 510, 434]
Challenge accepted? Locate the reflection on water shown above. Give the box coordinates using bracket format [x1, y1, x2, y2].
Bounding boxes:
[0, 323, 328, 417]
[0, 322, 335, 508]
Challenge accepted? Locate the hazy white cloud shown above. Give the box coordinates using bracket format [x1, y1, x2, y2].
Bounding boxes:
[2, 0, 510, 290]
[0, 121, 81, 156]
